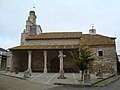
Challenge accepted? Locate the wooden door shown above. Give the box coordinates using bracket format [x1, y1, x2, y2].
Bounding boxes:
[51, 58, 59, 72]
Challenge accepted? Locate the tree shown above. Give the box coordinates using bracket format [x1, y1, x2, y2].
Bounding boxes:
[72, 46, 93, 81]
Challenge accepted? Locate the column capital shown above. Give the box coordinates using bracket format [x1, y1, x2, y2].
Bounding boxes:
[43, 51, 47, 55]
[28, 51, 32, 53]
[43, 51, 47, 53]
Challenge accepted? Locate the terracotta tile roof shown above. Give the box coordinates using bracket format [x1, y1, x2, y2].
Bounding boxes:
[9, 45, 79, 50]
[80, 34, 116, 46]
[10, 33, 116, 50]
[27, 32, 115, 45]
[27, 32, 82, 40]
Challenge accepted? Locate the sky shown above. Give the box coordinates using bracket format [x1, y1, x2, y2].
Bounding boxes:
[0, 0, 120, 54]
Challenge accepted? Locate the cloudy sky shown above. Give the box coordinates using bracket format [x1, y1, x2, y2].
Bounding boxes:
[0, 0, 120, 54]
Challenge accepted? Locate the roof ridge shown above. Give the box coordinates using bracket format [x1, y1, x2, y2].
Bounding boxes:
[83, 34, 116, 38]
[42, 32, 82, 34]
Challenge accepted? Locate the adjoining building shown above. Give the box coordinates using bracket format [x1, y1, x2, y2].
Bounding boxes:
[0, 48, 8, 70]
[9, 10, 117, 74]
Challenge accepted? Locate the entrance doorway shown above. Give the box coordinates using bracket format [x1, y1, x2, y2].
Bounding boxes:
[1, 58, 7, 70]
[51, 58, 59, 72]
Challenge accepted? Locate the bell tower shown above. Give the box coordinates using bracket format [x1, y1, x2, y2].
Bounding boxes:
[25, 11, 37, 35]
[21, 10, 42, 45]
[28, 11, 36, 25]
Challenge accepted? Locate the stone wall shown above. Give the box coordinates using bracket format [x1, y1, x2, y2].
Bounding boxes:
[11, 45, 117, 73]
[12, 51, 28, 72]
[12, 50, 80, 73]
[63, 50, 79, 72]
[31, 50, 44, 72]
[90, 45, 117, 73]
[26, 39, 80, 45]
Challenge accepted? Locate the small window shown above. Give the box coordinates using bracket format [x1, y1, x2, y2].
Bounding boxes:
[98, 51, 103, 56]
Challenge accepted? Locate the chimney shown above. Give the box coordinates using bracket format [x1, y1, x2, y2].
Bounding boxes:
[89, 25, 96, 34]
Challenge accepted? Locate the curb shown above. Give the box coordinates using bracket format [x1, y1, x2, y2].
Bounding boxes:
[54, 75, 120, 87]
[0, 73, 26, 80]
[92, 74, 120, 87]
[92, 74, 115, 86]
[54, 82, 91, 87]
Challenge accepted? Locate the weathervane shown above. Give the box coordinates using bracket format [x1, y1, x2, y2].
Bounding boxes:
[33, 4, 35, 10]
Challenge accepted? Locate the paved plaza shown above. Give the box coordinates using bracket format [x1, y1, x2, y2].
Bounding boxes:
[0, 71, 119, 87]
[1, 74, 120, 90]
[0, 71, 97, 85]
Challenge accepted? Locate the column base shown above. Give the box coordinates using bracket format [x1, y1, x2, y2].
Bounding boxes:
[44, 68, 47, 73]
[23, 68, 32, 78]
[27, 68, 32, 76]
[58, 70, 66, 79]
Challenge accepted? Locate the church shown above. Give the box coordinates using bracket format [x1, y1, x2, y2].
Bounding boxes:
[9, 10, 117, 74]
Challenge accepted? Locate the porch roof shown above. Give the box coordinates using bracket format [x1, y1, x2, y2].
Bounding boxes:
[9, 45, 79, 50]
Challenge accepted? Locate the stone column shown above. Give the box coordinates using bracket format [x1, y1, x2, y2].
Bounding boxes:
[58, 51, 66, 79]
[6, 51, 12, 72]
[43, 51, 47, 73]
[27, 51, 32, 75]
[0, 56, 2, 69]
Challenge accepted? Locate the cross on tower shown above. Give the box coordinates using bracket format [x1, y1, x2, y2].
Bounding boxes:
[33, 4, 35, 10]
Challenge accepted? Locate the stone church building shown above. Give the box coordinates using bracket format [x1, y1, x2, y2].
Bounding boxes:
[9, 10, 117, 74]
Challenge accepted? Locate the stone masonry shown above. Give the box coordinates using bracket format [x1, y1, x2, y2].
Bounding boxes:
[9, 10, 117, 74]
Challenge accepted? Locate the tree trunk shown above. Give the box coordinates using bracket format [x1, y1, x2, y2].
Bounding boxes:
[81, 70, 84, 82]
